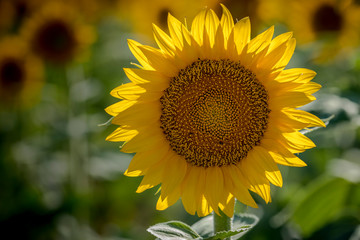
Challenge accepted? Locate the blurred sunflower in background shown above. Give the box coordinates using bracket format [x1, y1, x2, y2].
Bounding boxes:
[0, 37, 43, 108]
[106, 5, 324, 217]
[116, 0, 218, 39]
[259, 0, 360, 61]
[21, 1, 96, 65]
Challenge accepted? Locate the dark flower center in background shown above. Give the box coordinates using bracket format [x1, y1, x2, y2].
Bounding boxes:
[313, 4, 343, 33]
[0, 59, 24, 90]
[158, 7, 172, 29]
[15, 1, 27, 19]
[32, 19, 76, 63]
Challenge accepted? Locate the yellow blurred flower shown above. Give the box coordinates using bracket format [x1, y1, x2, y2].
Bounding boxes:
[116, 0, 218, 38]
[106, 5, 324, 217]
[63, 0, 119, 23]
[0, 37, 43, 108]
[21, 1, 96, 65]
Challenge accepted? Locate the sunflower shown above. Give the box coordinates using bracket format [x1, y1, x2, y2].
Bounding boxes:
[262, 0, 360, 60]
[106, 5, 325, 217]
[21, 1, 96, 65]
[0, 37, 43, 108]
[116, 0, 218, 38]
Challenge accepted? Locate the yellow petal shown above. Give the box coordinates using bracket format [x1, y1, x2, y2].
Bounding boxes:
[268, 150, 307, 167]
[276, 38, 296, 68]
[111, 101, 161, 127]
[161, 153, 187, 198]
[181, 23, 192, 46]
[258, 38, 289, 70]
[127, 39, 154, 70]
[240, 154, 271, 203]
[282, 132, 316, 150]
[204, 9, 220, 48]
[270, 91, 315, 108]
[233, 17, 251, 54]
[197, 195, 212, 217]
[226, 28, 237, 60]
[212, 25, 225, 58]
[135, 157, 166, 193]
[156, 185, 180, 210]
[251, 146, 283, 187]
[124, 68, 169, 86]
[168, 13, 184, 50]
[138, 45, 179, 77]
[191, 8, 207, 45]
[110, 82, 164, 101]
[293, 82, 322, 95]
[178, 24, 200, 66]
[204, 167, 224, 214]
[110, 83, 145, 99]
[105, 100, 136, 117]
[121, 126, 166, 153]
[218, 193, 235, 218]
[127, 143, 170, 173]
[225, 166, 258, 208]
[271, 81, 321, 97]
[196, 168, 210, 217]
[124, 169, 144, 177]
[152, 23, 176, 56]
[181, 166, 201, 215]
[106, 126, 138, 142]
[247, 26, 274, 54]
[283, 108, 326, 127]
[264, 129, 305, 154]
[220, 4, 234, 42]
[269, 110, 309, 131]
[276, 68, 316, 83]
[268, 32, 293, 52]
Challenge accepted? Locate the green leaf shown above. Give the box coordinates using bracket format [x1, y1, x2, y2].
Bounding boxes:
[291, 177, 351, 236]
[147, 220, 201, 240]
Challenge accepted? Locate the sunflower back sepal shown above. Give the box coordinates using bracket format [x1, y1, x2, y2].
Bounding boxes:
[190, 213, 259, 240]
[231, 213, 260, 239]
[299, 114, 334, 135]
[205, 229, 249, 240]
[147, 220, 202, 240]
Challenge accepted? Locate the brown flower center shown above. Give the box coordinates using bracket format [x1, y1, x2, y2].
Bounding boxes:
[0, 58, 24, 90]
[160, 59, 270, 167]
[313, 4, 343, 33]
[157, 7, 172, 29]
[32, 19, 76, 63]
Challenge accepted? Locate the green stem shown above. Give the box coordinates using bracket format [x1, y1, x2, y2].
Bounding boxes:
[213, 209, 232, 239]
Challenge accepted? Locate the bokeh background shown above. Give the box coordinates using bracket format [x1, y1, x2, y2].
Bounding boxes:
[1, 0, 360, 239]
